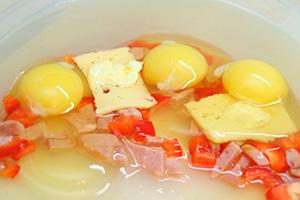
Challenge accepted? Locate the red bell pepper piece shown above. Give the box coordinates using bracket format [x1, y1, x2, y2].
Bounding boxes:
[152, 94, 171, 105]
[63, 54, 75, 64]
[127, 40, 159, 49]
[3, 95, 21, 114]
[242, 166, 283, 189]
[0, 137, 29, 158]
[189, 135, 218, 168]
[6, 107, 37, 128]
[247, 141, 288, 173]
[12, 141, 35, 161]
[133, 120, 156, 143]
[273, 132, 300, 152]
[162, 139, 183, 158]
[194, 85, 224, 101]
[138, 108, 151, 120]
[77, 96, 96, 110]
[265, 182, 300, 200]
[0, 162, 20, 179]
[109, 115, 138, 136]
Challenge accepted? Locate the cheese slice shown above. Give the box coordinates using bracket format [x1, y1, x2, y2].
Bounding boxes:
[185, 94, 297, 143]
[74, 47, 156, 115]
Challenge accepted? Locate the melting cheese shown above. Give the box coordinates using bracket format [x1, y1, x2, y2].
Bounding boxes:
[185, 94, 297, 143]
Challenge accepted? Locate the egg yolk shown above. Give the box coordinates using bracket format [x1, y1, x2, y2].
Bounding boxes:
[142, 43, 208, 91]
[222, 59, 289, 105]
[18, 63, 84, 116]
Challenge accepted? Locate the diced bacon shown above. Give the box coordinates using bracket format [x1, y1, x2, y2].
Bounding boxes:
[242, 144, 270, 166]
[124, 139, 166, 176]
[80, 133, 128, 164]
[20, 122, 46, 140]
[129, 47, 149, 61]
[0, 120, 24, 136]
[64, 104, 97, 133]
[212, 142, 242, 178]
[165, 157, 185, 175]
[48, 138, 76, 149]
[290, 168, 300, 178]
[286, 149, 300, 169]
[97, 115, 113, 131]
[117, 108, 143, 120]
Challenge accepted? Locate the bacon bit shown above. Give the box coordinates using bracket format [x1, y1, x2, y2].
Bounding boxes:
[0, 162, 20, 179]
[3, 95, 21, 114]
[129, 47, 149, 60]
[0, 136, 28, 158]
[274, 132, 300, 152]
[285, 149, 300, 169]
[12, 141, 35, 160]
[247, 141, 288, 173]
[0, 120, 24, 136]
[63, 54, 75, 64]
[20, 122, 46, 140]
[76, 96, 96, 110]
[145, 135, 164, 147]
[194, 84, 224, 101]
[162, 139, 183, 158]
[266, 182, 300, 200]
[48, 138, 76, 150]
[6, 107, 37, 128]
[128, 40, 159, 49]
[242, 166, 283, 188]
[242, 144, 269, 166]
[64, 104, 97, 133]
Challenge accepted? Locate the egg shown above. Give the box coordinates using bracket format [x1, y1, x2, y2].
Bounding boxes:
[18, 63, 84, 116]
[222, 59, 289, 105]
[142, 43, 208, 91]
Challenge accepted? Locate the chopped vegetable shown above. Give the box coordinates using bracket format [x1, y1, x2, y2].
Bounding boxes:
[247, 141, 288, 173]
[127, 40, 159, 49]
[3, 95, 21, 114]
[63, 54, 75, 64]
[109, 115, 138, 136]
[0, 162, 20, 179]
[242, 166, 283, 188]
[12, 141, 35, 160]
[266, 182, 300, 200]
[162, 139, 183, 158]
[6, 107, 37, 128]
[76, 96, 95, 110]
[194, 84, 223, 101]
[274, 132, 300, 151]
[0, 136, 29, 158]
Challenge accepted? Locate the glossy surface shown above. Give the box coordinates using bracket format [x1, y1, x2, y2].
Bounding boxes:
[222, 60, 289, 105]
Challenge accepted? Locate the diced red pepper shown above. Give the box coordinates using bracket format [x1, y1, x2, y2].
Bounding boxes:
[63, 54, 75, 64]
[6, 107, 37, 128]
[0, 137, 29, 158]
[265, 184, 291, 200]
[162, 139, 183, 158]
[242, 166, 283, 189]
[3, 95, 21, 114]
[0, 162, 20, 179]
[138, 108, 151, 120]
[273, 132, 300, 152]
[152, 94, 171, 105]
[77, 96, 96, 110]
[194, 85, 224, 101]
[109, 115, 138, 136]
[12, 141, 35, 161]
[189, 135, 211, 155]
[247, 141, 288, 173]
[128, 40, 160, 49]
[133, 120, 156, 143]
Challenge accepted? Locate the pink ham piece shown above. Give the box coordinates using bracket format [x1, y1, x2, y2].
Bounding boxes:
[286, 149, 300, 169]
[64, 104, 97, 133]
[117, 108, 142, 119]
[290, 168, 300, 178]
[48, 138, 76, 149]
[20, 122, 46, 140]
[212, 142, 243, 178]
[145, 135, 164, 147]
[242, 144, 269, 166]
[80, 133, 128, 164]
[97, 115, 113, 131]
[124, 139, 166, 176]
[165, 157, 185, 175]
[0, 120, 24, 136]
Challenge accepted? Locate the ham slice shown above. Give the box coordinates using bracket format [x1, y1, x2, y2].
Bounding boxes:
[286, 149, 300, 169]
[64, 104, 97, 133]
[48, 138, 76, 149]
[124, 139, 166, 176]
[212, 142, 242, 178]
[80, 133, 128, 164]
[242, 144, 269, 166]
[0, 120, 24, 136]
[290, 168, 300, 178]
[165, 157, 185, 175]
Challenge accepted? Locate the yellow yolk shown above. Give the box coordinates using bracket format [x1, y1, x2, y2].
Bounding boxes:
[142, 43, 208, 91]
[18, 63, 84, 116]
[222, 59, 289, 105]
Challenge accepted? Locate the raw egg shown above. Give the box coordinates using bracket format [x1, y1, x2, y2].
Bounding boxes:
[222, 59, 289, 105]
[142, 43, 208, 91]
[18, 63, 84, 116]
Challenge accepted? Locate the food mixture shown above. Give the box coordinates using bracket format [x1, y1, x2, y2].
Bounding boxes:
[0, 34, 299, 200]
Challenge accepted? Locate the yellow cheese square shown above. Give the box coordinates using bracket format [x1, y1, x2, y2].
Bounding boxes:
[185, 94, 297, 143]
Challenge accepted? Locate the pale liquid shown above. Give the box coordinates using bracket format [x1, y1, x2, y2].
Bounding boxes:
[3, 33, 295, 200]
